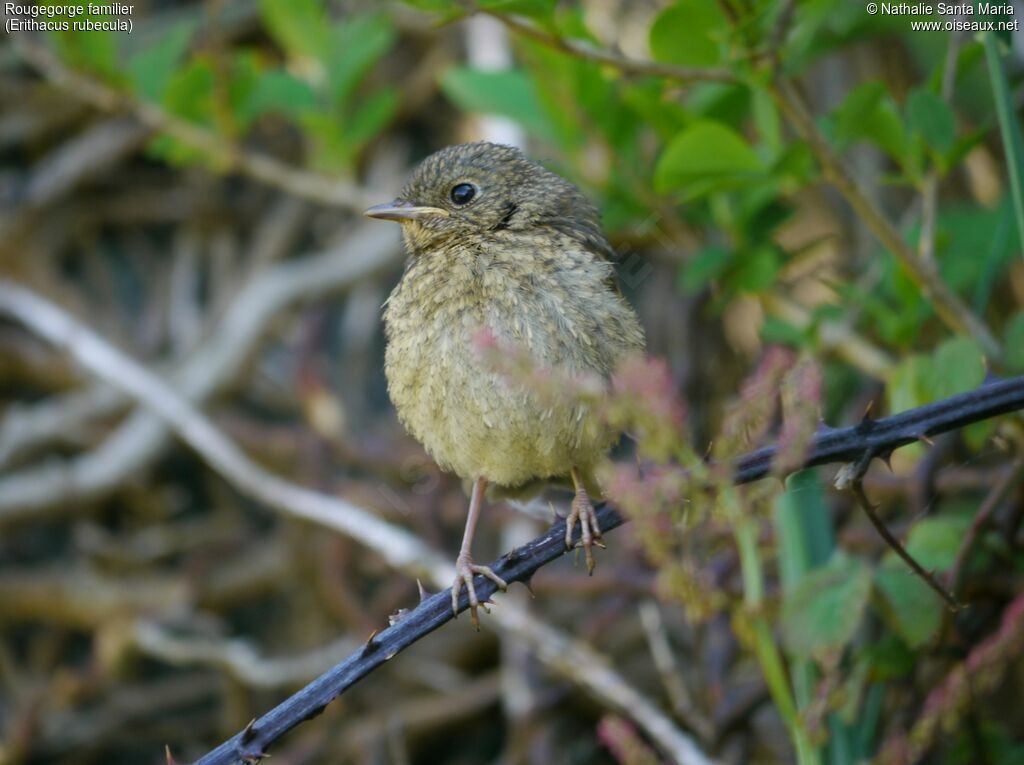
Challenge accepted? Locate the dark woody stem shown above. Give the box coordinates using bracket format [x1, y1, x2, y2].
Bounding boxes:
[193, 375, 1024, 765]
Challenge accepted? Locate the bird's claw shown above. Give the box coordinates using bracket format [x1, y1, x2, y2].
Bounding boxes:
[451, 556, 507, 630]
[565, 490, 603, 574]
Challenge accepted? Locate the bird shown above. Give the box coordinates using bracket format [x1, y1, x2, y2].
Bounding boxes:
[365, 142, 645, 627]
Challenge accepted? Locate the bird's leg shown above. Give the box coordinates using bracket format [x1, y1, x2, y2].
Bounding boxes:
[452, 476, 508, 629]
[566, 466, 605, 574]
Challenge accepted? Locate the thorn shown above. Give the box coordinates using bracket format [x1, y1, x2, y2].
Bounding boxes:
[548, 501, 558, 524]
[878, 450, 894, 471]
[362, 630, 380, 656]
[241, 718, 259, 743]
[166, 745, 180, 765]
[519, 577, 536, 597]
[238, 748, 270, 764]
[861, 399, 874, 422]
[505, 546, 521, 562]
[919, 433, 935, 447]
[850, 477, 961, 611]
[416, 579, 431, 603]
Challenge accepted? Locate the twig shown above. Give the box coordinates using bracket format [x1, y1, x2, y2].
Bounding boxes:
[477, 9, 1002, 362]
[639, 600, 715, 744]
[132, 621, 359, 690]
[850, 477, 961, 611]
[0, 280, 717, 765]
[0, 224, 402, 519]
[769, 81, 1000, 362]
[478, 8, 736, 84]
[20, 116, 150, 210]
[333, 673, 501, 759]
[948, 456, 1024, 596]
[876, 593, 1024, 765]
[0, 197, 311, 467]
[12, 38, 385, 211]
[917, 31, 962, 269]
[733, 376, 1024, 483]
[3, 282, 1024, 762]
[760, 293, 893, 379]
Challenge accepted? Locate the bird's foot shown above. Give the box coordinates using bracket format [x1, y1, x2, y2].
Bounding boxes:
[451, 554, 507, 630]
[565, 487, 605, 574]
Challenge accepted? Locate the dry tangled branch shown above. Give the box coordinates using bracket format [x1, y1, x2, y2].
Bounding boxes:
[2, 280, 1021, 764]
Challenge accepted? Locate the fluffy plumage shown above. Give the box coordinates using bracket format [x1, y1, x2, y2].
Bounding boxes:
[367, 142, 645, 624]
[381, 142, 645, 488]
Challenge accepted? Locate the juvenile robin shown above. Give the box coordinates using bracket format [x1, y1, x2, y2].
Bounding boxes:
[365, 142, 645, 626]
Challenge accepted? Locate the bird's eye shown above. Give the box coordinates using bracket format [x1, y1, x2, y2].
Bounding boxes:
[450, 183, 477, 205]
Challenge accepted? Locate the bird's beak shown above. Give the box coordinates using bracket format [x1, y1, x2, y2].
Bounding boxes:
[363, 200, 450, 222]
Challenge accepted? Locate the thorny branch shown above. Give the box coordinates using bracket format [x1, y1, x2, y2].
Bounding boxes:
[1, 281, 1022, 765]
[850, 479, 961, 610]
[0, 281, 716, 765]
[192, 381, 1024, 765]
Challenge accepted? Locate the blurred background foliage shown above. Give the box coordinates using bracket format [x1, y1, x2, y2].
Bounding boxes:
[1, 0, 1024, 763]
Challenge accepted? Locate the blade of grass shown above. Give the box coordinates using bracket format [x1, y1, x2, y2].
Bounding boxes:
[728, 483, 820, 765]
[775, 471, 861, 765]
[984, 32, 1024, 260]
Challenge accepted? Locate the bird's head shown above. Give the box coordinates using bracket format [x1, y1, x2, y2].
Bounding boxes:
[364, 142, 607, 256]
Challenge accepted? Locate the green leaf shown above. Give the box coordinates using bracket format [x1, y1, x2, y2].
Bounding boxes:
[654, 121, 764, 194]
[923, 336, 985, 401]
[688, 83, 750, 128]
[241, 70, 319, 124]
[833, 81, 906, 162]
[47, 7, 118, 79]
[752, 86, 782, 155]
[341, 88, 399, 150]
[149, 58, 217, 166]
[886, 353, 928, 412]
[906, 88, 955, 154]
[905, 515, 972, 571]
[621, 83, 688, 141]
[984, 32, 1024, 264]
[886, 337, 985, 413]
[679, 246, 733, 293]
[775, 469, 834, 587]
[126, 20, 195, 102]
[873, 563, 941, 648]
[259, 0, 330, 59]
[781, 553, 872, 657]
[1005, 312, 1024, 372]
[760, 316, 806, 347]
[328, 13, 396, 107]
[400, 0, 457, 10]
[862, 633, 915, 680]
[477, 0, 555, 21]
[441, 67, 556, 142]
[730, 245, 780, 292]
[649, 0, 727, 67]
